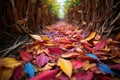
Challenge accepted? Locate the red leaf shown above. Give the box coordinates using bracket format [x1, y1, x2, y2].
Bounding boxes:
[12, 66, 22, 80]
[29, 69, 58, 80]
[48, 47, 62, 54]
[36, 53, 50, 67]
[57, 74, 70, 80]
[19, 51, 32, 62]
[58, 38, 72, 44]
[109, 64, 120, 69]
[72, 60, 84, 69]
[83, 44, 93, 52]
[95, 39, 106, 51]
[74, 71, 93, 80]
[94, 75, 112, 80]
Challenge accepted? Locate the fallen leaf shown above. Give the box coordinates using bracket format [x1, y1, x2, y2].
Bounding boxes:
[41, 63, 56, 71]
[23, 62, 35, 78]
[82, 60, 96, 70]
[0, 57, 21, 68]
[97, 63, 120, 77]
[61, 52, 80, 58]
[85, 32, 96, 41]
[72, 60, 84, 69]
[30, 34, 43, 41]
[0, 68, 15, 80]
[12, 66, 23, 80]
[94, 39, 106, 51]
[94, 75, 112, 80]
[82, 44, 93, 52]
[101, 45, 110, 52]
[115, 32, 120, 41]
[80, 40, 93, 46]
[112, 59, 120, 64]
[94, 34, 101, 40]
[76, 47, 84, 54]
[36, 53, 50, 67]
[109, 64, 120, 69]
[58, 38, 72, 44]
[48, 47, 62, 54]
[73, 71, 93, 80]
[57, 58, 72, 77]
[29, 69, 58, 80]
[86, 53, 100, 62]
[19, 51, 32, 62]
[57, 74, 70, 80]
[41, 35, 50, 41]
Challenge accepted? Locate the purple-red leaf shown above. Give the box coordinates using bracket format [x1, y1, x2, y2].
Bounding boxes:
[83, 44, 93, 52]
[95, 39, 106, 51]
[109, 64, 120, 69]
[72, 60, 84, 69]
[74, 71, 93, 80]
[29, 69, 58, 80]
[48, 47, 62, 54]
[36, 53, 50, 67]
[19, 51, 32, 62]
[57, 74, 70, 80]
[94, 75, 112, 80]
[12, 66, 22, 80]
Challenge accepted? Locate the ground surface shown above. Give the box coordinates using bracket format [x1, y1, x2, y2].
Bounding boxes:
[0, 21, 120, 80]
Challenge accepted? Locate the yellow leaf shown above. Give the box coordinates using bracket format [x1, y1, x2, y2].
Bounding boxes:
[0, 58, 21, 68]
[41, 35, 50, 41]
[78, 10, 82, 13]
[85, 32, 96, 41]
[30, 34, 43, 41]
[57, 58, 72, 77]
[82, 21, 86, 25]
[0, 68, 14, 80]
[93, 41, 98, 45]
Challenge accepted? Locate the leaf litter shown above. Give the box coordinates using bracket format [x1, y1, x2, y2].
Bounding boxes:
[0, 21, 120, 80]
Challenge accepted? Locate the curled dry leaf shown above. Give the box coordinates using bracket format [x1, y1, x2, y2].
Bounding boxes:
[85, 32, 96, 41]
[41, 63, 56, 71]
[30, 34, 43, 41]
[41, 35, 50, 41]
[82, 60, 97, 71]
[61, 52, 80, 58]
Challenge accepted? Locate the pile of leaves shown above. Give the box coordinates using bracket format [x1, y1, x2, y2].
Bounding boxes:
[0, 22, 120, 80]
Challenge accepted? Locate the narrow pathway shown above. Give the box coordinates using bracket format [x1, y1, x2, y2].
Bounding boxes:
[0, 21, 120, 80]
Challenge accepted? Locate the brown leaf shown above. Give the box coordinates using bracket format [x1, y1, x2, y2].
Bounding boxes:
[82, 60, 96, 71]
[61, 52, 80, 58]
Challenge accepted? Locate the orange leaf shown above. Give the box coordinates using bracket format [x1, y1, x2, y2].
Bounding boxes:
[57, 58, 72, 77]
[82, 60, 96, 71]
[41, 35, 50, 41]
[61, 52, 80, 58]
[85, 32, 96, 41]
